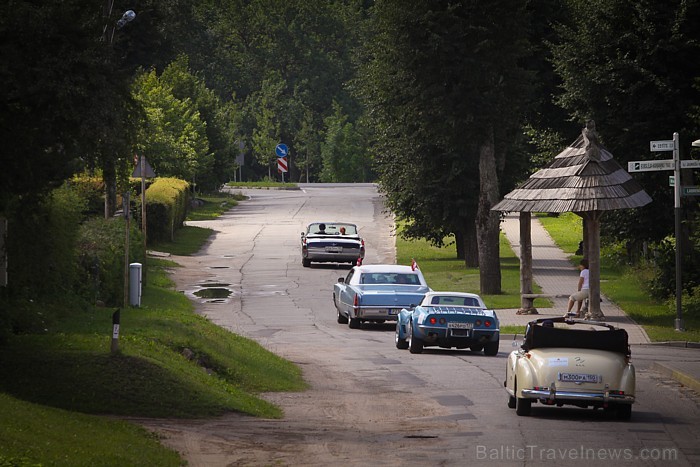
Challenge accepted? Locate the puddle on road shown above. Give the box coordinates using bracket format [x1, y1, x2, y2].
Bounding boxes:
[193, 288, 232, 299]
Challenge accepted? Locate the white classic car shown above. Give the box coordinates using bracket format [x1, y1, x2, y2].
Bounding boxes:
[504, 317, 635, 419]
[301, 222, 365, 267]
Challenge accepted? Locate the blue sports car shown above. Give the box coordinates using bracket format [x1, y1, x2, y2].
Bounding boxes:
[395, 292, 500, 355]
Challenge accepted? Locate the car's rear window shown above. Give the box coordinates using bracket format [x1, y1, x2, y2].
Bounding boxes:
[430, 296, 481, 307]
[308, 223, 357, 235]
[360, 273, 419, 285]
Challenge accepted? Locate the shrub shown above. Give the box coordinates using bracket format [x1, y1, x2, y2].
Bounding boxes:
[668, 284, 700, 318]
[144, 178, 189, 244]
[645, 237, 700, 300]
[68, 175, 105, 217]
[6, 186, 85, 300]
[76, 217, 144, 307]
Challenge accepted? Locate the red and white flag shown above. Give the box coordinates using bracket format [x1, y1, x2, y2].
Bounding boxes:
[411, 258, 419, 271]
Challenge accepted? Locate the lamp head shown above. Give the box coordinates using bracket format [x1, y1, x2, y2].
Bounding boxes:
[116, 10, 136, 29]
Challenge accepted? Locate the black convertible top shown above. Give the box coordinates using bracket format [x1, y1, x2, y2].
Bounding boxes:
[522, 317, 629, 355]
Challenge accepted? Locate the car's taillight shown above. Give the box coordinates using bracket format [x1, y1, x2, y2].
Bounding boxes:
[353, 294, 358, 307]
[484, 320, 492, 327]
[439, 318, 446, 324]
[429, 317, 437, 324]
[475, 319, 482, 326]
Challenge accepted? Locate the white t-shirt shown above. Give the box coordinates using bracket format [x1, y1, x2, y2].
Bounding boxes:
[580, 268, 590, 290]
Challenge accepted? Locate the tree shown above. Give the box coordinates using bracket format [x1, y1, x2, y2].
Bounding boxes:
[550, 0, 700, 245]
[248, 73, 285, 179]
[161, 55, 240, 190]
[320, 103, 372, 183]
[0, 1, 134, 210]
[355, 1, 532, 293]
[132, 68, 211, 184]
[183, 0, 366, 182]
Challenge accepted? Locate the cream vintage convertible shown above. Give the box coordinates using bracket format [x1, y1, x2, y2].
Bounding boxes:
[504, 317, 635, 419]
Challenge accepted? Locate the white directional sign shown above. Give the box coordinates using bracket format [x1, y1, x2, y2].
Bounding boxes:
[628, 160, 674, 172]
[681, 160, 700, 169]
[650, 140, 675, 151]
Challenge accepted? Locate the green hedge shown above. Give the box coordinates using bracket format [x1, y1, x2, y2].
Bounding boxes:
[76, 217, 144, 307]
[144, 178, 190, 244]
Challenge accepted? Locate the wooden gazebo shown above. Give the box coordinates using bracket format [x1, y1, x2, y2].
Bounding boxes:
[493, 121, 651, 319]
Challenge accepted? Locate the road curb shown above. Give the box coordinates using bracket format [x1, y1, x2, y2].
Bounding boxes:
[650, 362, 700, 394]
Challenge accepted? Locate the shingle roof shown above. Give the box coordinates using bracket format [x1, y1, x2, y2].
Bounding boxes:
[493, 127, 652, 213]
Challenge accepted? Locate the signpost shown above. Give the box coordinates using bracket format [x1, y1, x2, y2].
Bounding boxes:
[650, 140, 675, 151]
[629, 134, 688, 331]
[276, 143, 289, 182]
[627, 160, 674, 172]
[682, 186, 700, 196]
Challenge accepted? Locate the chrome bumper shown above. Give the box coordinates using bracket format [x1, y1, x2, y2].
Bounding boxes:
[521, 388, 635, 404]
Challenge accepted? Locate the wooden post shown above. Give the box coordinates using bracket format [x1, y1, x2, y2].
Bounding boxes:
[584, 211, 604, 320]
[519, 212, 536, 314]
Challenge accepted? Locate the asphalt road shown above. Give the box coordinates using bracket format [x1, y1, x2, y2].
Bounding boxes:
[164, 183, 700, 466]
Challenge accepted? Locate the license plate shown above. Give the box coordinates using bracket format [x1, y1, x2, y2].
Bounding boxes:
[325, 246, 342, 253]
[559, 373, 600, 383]
[450, 328, 470, 337]
[448, 322, 473, 329]
[388, 309, 400, 315]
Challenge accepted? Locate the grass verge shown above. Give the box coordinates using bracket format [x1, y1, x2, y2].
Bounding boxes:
[0, 197, 307, 466]
[395, 228, 544, 310]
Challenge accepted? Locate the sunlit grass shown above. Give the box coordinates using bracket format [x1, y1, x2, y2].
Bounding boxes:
[536, 213, 700, 342]
[395, 228, 542, 309]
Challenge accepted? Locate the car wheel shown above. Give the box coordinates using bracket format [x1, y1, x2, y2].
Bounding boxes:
[348, 317, 361, 329]
[302, 257, 311, 267]
[337, 309, 348, 324]
[615, 404, 632, 420]
[507, 395, 516, 409]
[515, 397, 531, 416]
[483, 340, 499, 356]
[408, 322, 423, 354]
[470, 345, 483, 352]
[395, 322, 408, 349]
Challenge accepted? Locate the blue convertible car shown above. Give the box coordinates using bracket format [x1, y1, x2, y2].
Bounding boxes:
[395, 292, 500, 355]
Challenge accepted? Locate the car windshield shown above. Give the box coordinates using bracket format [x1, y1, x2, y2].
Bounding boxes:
[430, 295, 481, 307]
[360, 273, 419, 285]
[307, 223, 357, 235]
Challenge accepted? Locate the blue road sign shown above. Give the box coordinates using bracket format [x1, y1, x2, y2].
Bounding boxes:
[275, 143, 289, 158]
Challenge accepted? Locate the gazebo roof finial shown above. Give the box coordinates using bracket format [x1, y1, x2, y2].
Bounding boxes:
[582, 119, 601, 162]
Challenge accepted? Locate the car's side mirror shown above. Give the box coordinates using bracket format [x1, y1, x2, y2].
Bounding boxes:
[338, 277, 345, 283]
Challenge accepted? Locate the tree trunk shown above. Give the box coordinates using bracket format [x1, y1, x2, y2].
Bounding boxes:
[103, 160, 117, 219]
[462, 221, 479, 267]
[455, 231, 464, 259]
[476, 128, 501, 295]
